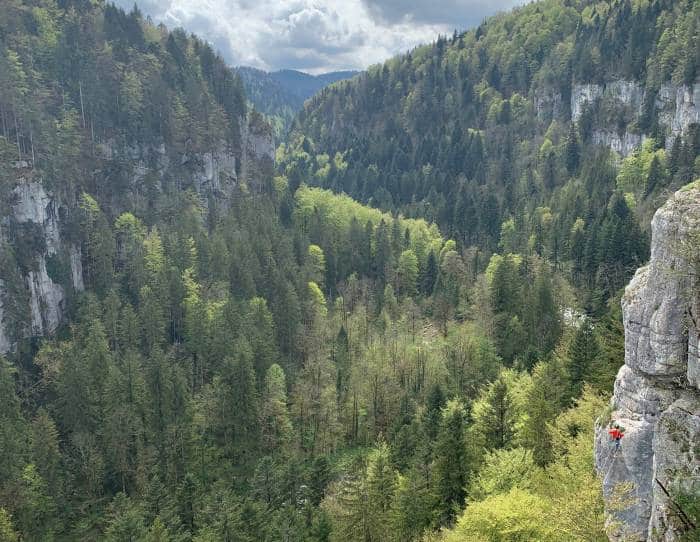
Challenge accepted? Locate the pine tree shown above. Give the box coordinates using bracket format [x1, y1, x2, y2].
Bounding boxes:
[530, 264, 562, 361]
[366, 443, 398, 538]
[246, 297, 278, 385]
[397, 249, 419, 297]
[144, 517, 171, 542]
[0, 358, 27, 489]
[213, 341, 260, 462]
[104, 493, 147, 542]
[523, 357, 570, 466]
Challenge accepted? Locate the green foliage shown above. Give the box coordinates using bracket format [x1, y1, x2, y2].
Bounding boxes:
[567, 318, 600, 397]
[0, 0, 681, 540]
[432, 399, 469, 525]
[397, 249, 419, 296]
[469, 448, 537, 501]
[673, 485, 700, 541]
[616, 139, 666, 194]
[443, 390, 608, 542]
[0, 508, 18, 542]
[445, 488, 556, 542]
[261, 364, 292, 454]
[0, 358, 27, 486]
[281, 0, 700, 314]
[471, 373, 520, 452]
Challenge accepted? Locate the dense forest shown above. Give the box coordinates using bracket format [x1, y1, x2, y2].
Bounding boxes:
[286, 0, 700, 314]
[0, 0, 698, 541]
[237, 68, 358, 137]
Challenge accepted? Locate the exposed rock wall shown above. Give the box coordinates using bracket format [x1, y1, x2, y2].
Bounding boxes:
[547, 79, 700, 157]
[0, 112, 274, 354]
[657, 84, 700, 144]
[240, 113, 275, 191]
[0, 181, 84, 353]
[595, 183, 700, 541]
[592, 130, 646, 158]
[0, 283, 11, 353]
[571, 82, 605, 122]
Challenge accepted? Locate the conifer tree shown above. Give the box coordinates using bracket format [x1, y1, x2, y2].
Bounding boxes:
[473, 375, 517, 451]
[420, 251, 438, 295]
[261, 364, 292, 454]
[568, 319, 600, 397]
[432, 400, 468, 526]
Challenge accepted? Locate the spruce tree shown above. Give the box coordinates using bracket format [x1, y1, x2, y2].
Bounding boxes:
[568, 319, 600, 397]
[420, 251, 438, 295]
[565, 123, 580, 174]
[474, 375, 517, 451]
[432, 400, 468, 526]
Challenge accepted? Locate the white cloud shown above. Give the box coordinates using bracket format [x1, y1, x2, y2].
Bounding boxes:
[114, 0, 525, 73]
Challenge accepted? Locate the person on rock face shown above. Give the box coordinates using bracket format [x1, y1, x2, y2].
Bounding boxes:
[608, 422, 625, 451]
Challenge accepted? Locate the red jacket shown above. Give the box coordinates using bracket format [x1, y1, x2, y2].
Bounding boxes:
[608, 428, 623, 440]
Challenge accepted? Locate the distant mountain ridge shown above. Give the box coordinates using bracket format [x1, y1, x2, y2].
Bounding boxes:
[268, 69, 360, 101]
[236, 66, 359, 136]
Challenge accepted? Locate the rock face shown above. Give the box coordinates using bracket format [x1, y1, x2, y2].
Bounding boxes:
[240, 113, 275, 190]
[0, 181, 84, 353]
[571, 83, 605, 122]
[0, 112, 274, 354]
[595, 183, 700, 541]
[592, 130, 646, 158]
[543, 79, 700, 157]
[0, 284, 11, 353]
[657, 84, 700, 145]
[570, 80, 645, 123]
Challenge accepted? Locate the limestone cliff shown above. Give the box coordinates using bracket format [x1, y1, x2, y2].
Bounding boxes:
[0, 113, 274, 354]
[535, 79, 700, 158]
[595, 183, 700, 541]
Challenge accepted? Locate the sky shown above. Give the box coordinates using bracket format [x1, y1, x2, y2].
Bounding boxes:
[113, 0, 526, 74]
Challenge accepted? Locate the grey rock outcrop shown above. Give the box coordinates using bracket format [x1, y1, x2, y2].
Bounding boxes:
[0, 111, 274, 354]
[570, 81, 645, 157]
[592, 130, 646, 158]
[571, 80, 645, 123]
[0, 181, 85, 353]
[572, 83, 604, 122]
[606, 80, 645, 111]
[657, 83, 700, 145]
[565, 79, 700, 157]
[0, 284, 11, 353]
[240, 113, 275, 191]
[595, 183, 700, 541]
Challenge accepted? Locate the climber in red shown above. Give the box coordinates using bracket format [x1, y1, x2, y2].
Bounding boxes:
[608, 423, 625, 451]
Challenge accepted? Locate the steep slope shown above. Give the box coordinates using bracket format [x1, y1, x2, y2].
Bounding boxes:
[0, 1, 697, 540]
[237, 66, 359, 136]
[0, 1, 273, 354]
[595, 183, 700, 541]
[284, 0, 700, 310]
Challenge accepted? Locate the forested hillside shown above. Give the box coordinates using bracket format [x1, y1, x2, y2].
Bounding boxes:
[286, 0, 700, 314]
[237, 68, 358, 138]
[0, 0, 698, 541]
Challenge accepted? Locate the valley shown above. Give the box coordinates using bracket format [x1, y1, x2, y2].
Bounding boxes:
[0, 0, 698, 541]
